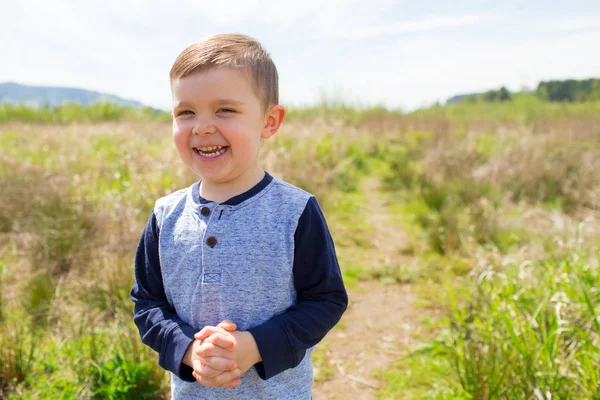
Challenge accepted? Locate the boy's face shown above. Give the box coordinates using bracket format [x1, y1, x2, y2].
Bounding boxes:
[171, 67, 283, 185]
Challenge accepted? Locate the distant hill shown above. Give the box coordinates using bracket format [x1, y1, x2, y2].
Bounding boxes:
[446, 87, 512, 105]
[0, 82, 143, 108]
[446, 93, 479, 105]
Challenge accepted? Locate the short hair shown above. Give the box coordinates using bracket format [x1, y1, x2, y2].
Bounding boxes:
[170, 34, 279, 109]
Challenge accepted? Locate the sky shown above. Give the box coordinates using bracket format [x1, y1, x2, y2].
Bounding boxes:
[1, 0, 599, 111]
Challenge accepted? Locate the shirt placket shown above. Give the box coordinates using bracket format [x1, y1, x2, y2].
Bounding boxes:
[200, 204, 225, 284]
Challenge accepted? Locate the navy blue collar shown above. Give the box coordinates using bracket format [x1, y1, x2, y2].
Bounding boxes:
[197, 172, 274, 206]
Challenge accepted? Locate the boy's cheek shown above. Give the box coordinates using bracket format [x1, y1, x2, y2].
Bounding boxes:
[172, 124, 184, 137]
[173, 127, 192, 146]
[172, 119, 191, 134]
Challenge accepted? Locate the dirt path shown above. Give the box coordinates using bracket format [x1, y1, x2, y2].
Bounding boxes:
[312, 178, 433, 400]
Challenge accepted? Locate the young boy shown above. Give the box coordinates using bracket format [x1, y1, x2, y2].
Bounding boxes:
[130, 34, 348, 399]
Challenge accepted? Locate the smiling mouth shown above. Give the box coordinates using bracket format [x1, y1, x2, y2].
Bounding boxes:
[194, 145, 229, 158]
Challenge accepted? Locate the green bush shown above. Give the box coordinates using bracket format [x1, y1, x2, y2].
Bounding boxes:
[447, 251, 600, 399]
[88, 353, 163, 399]
[8, 324, 168, 400]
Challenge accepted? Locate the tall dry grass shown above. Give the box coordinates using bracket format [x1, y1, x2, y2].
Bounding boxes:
[0, 101, 599, 398]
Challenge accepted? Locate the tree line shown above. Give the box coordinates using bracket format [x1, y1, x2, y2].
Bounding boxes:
[450, 78, 600, 104]
[536, 79, 600, 102]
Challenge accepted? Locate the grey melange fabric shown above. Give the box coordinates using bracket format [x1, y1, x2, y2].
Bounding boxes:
[154, 177, 314, 399]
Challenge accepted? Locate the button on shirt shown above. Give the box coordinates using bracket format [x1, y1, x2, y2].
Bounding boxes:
[205, 236, 217, 247]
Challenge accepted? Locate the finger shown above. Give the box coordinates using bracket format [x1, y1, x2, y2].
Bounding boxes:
[195, 325, 229, 341]
[192, 358, 203, 372]
[203, 332, 237, 351]
[196, 342, 236, 359]
[212, 369, 242, 386]
[194, 363, 223, 379]
[220, 377, 242, 388]
[202, 356, 237, 372]
[217, 320, 237, 332]
[194, 326, 217, 341]
[193, 369, 241, 388]
[192, 359, 213, 378]
[192, 370, 218, 387]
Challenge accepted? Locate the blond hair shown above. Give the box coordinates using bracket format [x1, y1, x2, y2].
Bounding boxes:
[170, 34, 279, 109]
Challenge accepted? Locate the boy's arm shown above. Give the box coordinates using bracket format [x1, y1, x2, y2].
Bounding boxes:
[248, 196, 348, 380]
[130, 210, 197, 382]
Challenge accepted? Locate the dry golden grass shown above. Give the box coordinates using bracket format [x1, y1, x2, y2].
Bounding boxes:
[0, 107, 599, 397]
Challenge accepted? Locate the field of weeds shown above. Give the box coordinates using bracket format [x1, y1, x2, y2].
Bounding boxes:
[0, 97, 599, 399]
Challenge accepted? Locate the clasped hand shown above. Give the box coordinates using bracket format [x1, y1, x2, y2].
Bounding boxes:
[188, 320, 261, 388]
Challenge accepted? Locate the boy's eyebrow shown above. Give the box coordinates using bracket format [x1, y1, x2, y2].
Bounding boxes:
[173, 101, 192, 109]
[217, 99, 246, 106]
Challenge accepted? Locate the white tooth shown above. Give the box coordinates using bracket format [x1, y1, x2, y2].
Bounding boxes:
[197, 147, 226, 157]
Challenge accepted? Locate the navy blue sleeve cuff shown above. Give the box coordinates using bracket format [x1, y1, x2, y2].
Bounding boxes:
[248, 317, 306, 380]
[165, 324, 197, 382]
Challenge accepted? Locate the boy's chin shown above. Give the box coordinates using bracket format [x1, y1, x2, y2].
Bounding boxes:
[196, 171, 231, 184]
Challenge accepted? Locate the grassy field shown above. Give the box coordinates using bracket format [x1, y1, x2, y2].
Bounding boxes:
[0, 98, 599, 399]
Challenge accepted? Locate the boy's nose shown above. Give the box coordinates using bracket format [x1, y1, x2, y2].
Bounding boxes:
[192, 117, 216, 135]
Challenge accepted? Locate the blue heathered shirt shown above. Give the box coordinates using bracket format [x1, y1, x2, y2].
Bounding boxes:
[131, 172, 348, 399]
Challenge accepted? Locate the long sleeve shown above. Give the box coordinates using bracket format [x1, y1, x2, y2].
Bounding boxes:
[130, 210, 197, 382]
[248, 197, 348, 379]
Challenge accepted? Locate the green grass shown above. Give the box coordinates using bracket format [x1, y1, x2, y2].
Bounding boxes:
[6, 321, 168, 399]
[377, 339, 468, 400]
[0, 102, 170, 123]
[446, 250, 600, 399]
[377, 247, 600, 399]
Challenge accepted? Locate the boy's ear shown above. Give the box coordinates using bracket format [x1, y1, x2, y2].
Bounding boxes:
[261, 105, 286, 140]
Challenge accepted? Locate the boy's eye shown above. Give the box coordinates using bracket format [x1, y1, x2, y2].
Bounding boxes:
[218, 108, 236, 114]
[177, 110, 194, 116]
